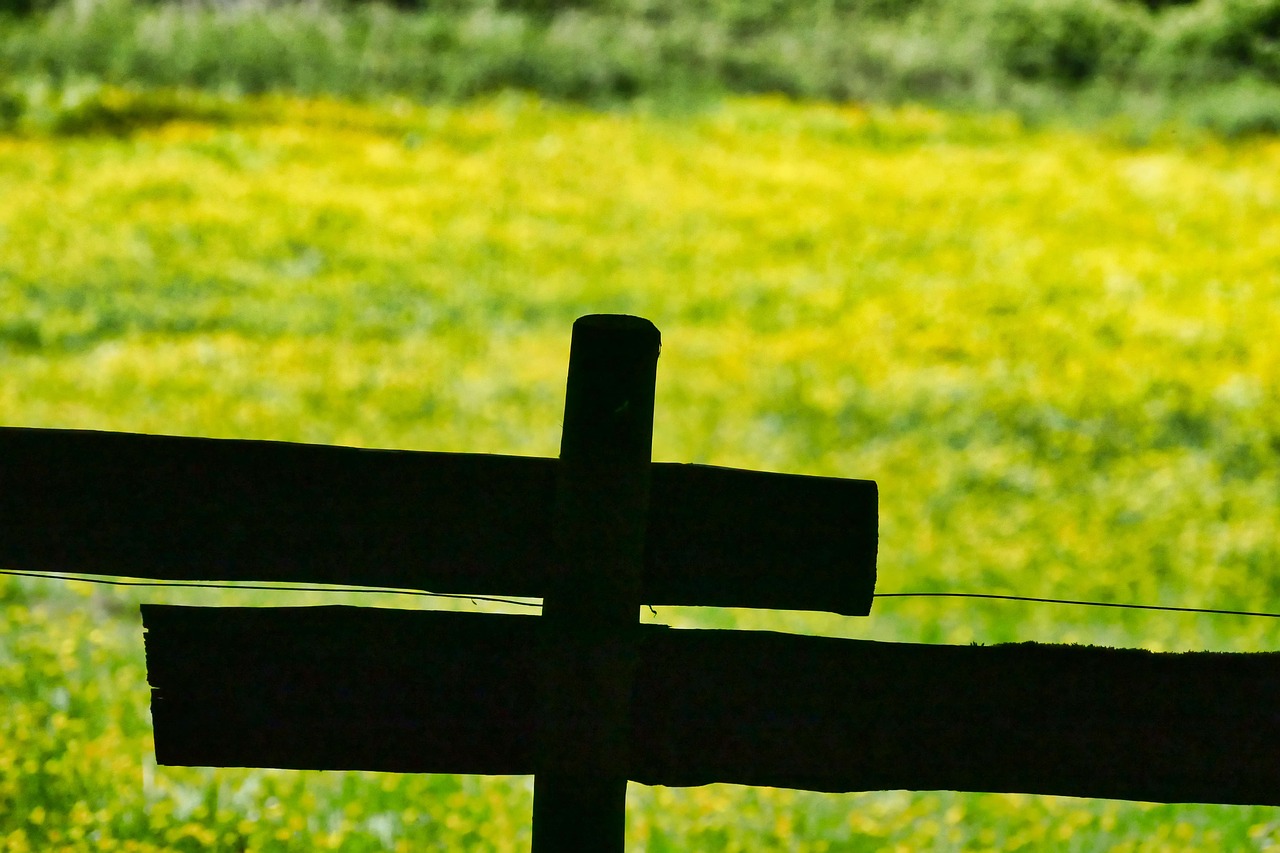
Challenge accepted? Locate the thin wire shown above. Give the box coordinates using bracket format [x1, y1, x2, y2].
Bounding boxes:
[6, 568, 1278, 620]
[0, 568, 541, 609]
[875, 591, 1280, 619]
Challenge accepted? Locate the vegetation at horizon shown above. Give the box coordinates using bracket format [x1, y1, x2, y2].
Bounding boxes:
[2, 0, 1280, 137]
[1, 91, 1279, 849]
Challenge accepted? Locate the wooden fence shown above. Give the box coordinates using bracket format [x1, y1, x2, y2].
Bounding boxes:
[3, 313, 1279, 850]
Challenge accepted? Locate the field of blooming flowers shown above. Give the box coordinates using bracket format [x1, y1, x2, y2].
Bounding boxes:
[2, 89, 1280, 850]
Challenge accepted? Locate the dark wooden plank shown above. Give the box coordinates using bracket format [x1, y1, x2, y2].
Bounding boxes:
[646, 464, 876, 615]
[0, 426, 876, 614]
[0, 426, 554, 598]
[144, 605, 1280, 806]
[532, 313, 658, 852]
[143, 606, 538, 775]
[630, 627, 1280, 806]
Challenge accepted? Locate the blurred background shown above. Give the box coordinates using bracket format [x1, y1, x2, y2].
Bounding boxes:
[3, 0, 1280, 134]
[1, 0, 1279, 849]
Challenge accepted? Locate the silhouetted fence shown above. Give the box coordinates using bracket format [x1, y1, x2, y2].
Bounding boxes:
[3, 313, 1279, 852]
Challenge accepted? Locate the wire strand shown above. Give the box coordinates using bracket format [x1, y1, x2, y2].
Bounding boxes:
[0, 568, 541, 609]
[5, 569, 1279, 620]
[874, 591, 1280, 619]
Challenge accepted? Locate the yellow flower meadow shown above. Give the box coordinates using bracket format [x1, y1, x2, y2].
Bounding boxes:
[1, 90, 1279, 849]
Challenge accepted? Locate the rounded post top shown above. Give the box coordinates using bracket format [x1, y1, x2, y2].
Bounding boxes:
[572, 314, 661, 348]
[560, 315, 660, 465]
[574, 313, 659, 331]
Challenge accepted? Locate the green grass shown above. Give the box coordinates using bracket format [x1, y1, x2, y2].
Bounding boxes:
[2, 90, 1280, 849]
[3, 0, 1280, 136]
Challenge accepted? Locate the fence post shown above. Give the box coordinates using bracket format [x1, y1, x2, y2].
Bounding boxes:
[531, 315, 660, 852]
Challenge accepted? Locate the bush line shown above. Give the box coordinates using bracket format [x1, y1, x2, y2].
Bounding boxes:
[1, 0, 1279, 136]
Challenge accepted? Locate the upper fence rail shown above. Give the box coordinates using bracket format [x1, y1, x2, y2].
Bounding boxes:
[0, 425, 878, 615]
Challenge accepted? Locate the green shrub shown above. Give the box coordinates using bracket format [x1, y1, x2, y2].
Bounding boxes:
[1181, 76, 1280, 135]
[0, 83, 24, 129]
[1147, 0, 1280, 84]
[1129, 0, 1198, 9]
[0, 0, 53, 18]
[2, 0, 1280, 134]
[985, 0, 1152, 86]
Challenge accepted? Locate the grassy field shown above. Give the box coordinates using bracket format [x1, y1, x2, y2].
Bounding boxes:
[5, 0, 1280, 137]
[2, 89, 1280, 849]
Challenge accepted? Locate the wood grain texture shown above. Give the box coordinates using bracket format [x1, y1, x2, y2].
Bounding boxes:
[144, 605, 1280, 806]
